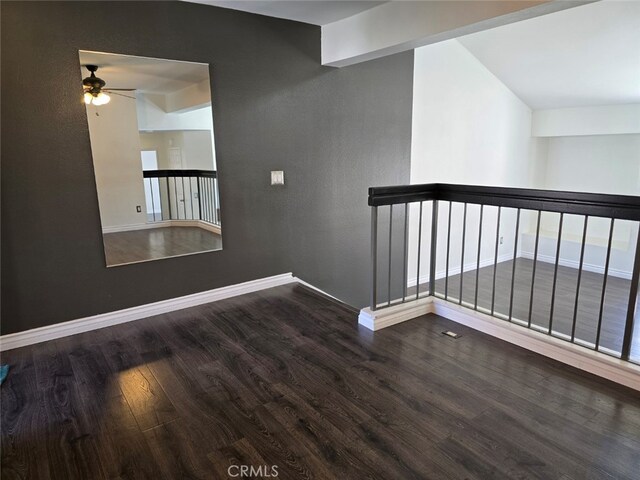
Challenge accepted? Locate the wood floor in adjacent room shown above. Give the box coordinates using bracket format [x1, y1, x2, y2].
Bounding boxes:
[103, 226, 223, 266]
[1, 284, 639, 480]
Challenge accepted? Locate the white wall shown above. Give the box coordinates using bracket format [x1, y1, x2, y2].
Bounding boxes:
[139, 130, 215, 170]
[137, 93, 214, 131]
[410, 40, 537, 187]
[137, 93, 216, 168]
[408, 39, 539, 285]
[86, 95, 147, 229]
[165, 79, 212, 113]
[542, 134, 640, 196]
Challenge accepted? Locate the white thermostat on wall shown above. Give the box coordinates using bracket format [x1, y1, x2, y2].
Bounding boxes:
[271, 170, 285, 185]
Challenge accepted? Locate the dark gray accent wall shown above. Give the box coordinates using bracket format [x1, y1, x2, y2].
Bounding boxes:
[1, 1, 413, 335]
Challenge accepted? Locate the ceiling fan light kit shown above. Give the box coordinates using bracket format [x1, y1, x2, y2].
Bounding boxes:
[84, 91, 111, 105]
[82, 64, 134, 106]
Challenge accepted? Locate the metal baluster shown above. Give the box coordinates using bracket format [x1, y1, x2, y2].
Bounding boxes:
[621, 227, 640, 360]
[181, 176, 187, 219]
[208, 178, 216, 223]
[429, 201, 438, 297]
[371, 206, 378, 310]
[188, 177, 194, 220]
[491, 206, 502, 316]
[508, 208, 521, 321]
[166, 177, 172, 220]
[415, 202, 423, 300]
[214, 178, 219, 224]
[210, 178, 214, 223]
[549, 213, 565, 335]
[204, 177, 209, 223]
[459, 203, 467, 305]
[474, 205, 484, 310]
[595, 219, 615, 351]
[402, 203, 409, 303]
[387, 205, 393, 307]
[149, 178, 156, 222]
[571, 216, 589, 342]
[212, 178, 216, 224]
[211, 178, 216, 223]
[196, 177, 202, 220]
[527, 211, 541, 328]
[444, 201, 452, 300]
[173, 177, 178, 219]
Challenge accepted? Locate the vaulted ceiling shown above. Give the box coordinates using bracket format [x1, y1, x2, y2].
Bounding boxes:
[458, 1, 640, 109]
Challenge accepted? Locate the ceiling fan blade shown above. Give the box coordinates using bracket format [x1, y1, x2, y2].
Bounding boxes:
[104, 88, 136, 91]
[108, 91, 137, 100]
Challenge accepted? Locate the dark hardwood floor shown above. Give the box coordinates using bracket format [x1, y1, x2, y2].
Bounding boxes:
[103, 226, 223, 266]
[2, 283, 640, 479]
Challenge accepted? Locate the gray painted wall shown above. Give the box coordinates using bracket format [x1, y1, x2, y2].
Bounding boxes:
[1, 1, 413, 335]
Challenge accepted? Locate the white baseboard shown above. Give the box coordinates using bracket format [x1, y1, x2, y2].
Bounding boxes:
[520, 251, 632, 280]
[358, 297, 434, 330]
[359, 297, 640, 391]
[0, 273, 295, 352]
[407, 253, 513, 288]
[103, 220, 221, 235]
[294, 277, 345, 305]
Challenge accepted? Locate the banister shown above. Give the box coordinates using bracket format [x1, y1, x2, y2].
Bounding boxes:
[143, 169, 217, 178]
[366, 181, 640, 364]
[368, 183, 640, 221]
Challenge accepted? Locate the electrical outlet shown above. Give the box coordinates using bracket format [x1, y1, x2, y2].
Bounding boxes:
[136, 206, 142, 213]
[499, 236, 504, 245]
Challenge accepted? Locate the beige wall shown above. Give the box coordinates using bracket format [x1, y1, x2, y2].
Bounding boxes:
[86, 95, 146, 229]
[139, 130, 215, 170]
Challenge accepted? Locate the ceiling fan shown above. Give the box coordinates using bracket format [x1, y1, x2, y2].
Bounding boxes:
[82, 65, 136, 106]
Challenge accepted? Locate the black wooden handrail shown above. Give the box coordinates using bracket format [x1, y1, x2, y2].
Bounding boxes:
[369, 183, 640, 221]
[143, 169, 217, 178]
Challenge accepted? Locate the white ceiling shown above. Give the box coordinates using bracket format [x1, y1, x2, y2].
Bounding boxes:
[187, 0, 385, 25]
[79, 51, 210, 94]
[458, 1, 640, 110]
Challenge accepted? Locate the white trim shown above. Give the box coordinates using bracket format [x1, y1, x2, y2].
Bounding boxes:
[520, 251, 632, 280]
[431, 298, 640, 392]
[0, 273, 295, 352]
[294, 277, 345, 304]
[407, 253, 513, 288]
[358, 296, 640, 391]
[102, 222, 165, 233]
[102, 220, 221, 235]
[358, 297, 434, 330]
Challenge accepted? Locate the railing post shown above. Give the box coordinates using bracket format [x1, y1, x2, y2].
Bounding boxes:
[387, 205, 393, 307]
[402, 203, 409, 303]
[621, 227, 640, 360]
[371, 206, 378, 311]
[196, 177, 202, 220]
[429, 200, 438, 297]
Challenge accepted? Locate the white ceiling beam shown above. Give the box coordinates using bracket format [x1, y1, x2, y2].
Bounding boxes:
[532, 104, 640, 137]
[321, 1, 594, 67]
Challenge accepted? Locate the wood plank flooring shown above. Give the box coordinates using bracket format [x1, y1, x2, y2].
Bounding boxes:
[102, 226, 223, 266]
[2, 283, 640, 479]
